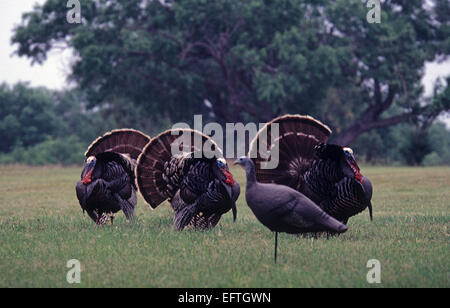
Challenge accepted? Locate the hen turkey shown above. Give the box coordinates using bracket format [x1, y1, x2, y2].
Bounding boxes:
[249, 115, 372, 225]
[136, 129, 240, 230]
[234, 156, 347, 263]
[75, 129, 151, 225]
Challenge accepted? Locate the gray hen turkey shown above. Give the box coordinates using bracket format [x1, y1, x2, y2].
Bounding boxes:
[249, 115, 373, 225]
[136, 129, 240, 231]
[234, 157, 347, 263]
[75, 129, 151, 225]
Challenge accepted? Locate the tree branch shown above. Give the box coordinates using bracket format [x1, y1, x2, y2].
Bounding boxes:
[365, 113, 413, 130]
[334, 111, 413, 146]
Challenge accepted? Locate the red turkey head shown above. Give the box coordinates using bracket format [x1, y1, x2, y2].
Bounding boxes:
[217, 158, 235, 186]
[342, 147, 363, 183]
[81, 156, 97, 185]
[217, 157, 239, 222]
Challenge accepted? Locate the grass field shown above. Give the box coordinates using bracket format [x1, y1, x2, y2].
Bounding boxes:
[0, 165, 448, 288]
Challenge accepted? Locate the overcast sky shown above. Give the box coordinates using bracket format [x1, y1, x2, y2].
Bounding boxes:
[1, 0, 449, 124]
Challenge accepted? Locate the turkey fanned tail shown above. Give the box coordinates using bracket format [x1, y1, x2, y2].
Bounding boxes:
[249, 114, 373, 225]
[136, 129, 240, 231]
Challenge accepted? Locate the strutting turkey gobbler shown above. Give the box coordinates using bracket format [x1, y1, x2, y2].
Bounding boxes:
[136, 129, 240, 231]
[75, 129, 151, 225]
[249, 115, 373, 226]
[234, 157, 347, 263]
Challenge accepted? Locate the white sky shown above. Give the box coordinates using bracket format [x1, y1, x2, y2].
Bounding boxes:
[0, 0, 72, 90]
[0, 0, 449, 125]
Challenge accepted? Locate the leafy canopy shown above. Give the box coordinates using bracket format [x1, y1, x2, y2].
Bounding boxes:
[12, 0, 450, 144]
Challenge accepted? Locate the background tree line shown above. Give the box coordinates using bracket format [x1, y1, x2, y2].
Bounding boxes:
[1, 0, 449, 165]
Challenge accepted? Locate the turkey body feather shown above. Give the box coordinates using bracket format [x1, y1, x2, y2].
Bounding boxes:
[75, 129, 150, 225]
[319, 176, 372, 223]
[250, 115, 373, 225]
[76, 155, 137, 224]
[174, 159, 237, 230]
[136, 129, 240, 230]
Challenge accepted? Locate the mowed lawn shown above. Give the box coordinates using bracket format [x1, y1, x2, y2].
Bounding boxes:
[0, 165, 448, 288]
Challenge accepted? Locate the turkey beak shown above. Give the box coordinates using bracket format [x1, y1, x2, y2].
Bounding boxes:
[233, 159, 239, 165]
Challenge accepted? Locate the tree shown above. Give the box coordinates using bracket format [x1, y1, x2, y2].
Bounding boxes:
[12, 0, 450, 144]
[327, 0, 450, 145]
[0, 83, 61, 152]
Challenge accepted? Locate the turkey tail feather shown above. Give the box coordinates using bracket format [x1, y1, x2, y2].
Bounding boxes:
[118, 190, 137, 220]
[136, 129, 221, 209]
[249, 115, 331, 190]
[174, 204, 197, 231]
[85, 129, 151, 162]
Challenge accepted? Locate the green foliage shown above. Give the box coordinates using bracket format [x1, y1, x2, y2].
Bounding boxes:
[422, 152, 442, 166]
[353, 130, 385, 164]
[0, 83, 61, 152]
[353, 121, 450, 166]
[12, 0, 450, 129]
[0, 83, 157, 166]
[0, 84, 83, 165]
[427, 122, 450, 165]
[400, 132, 432, 166]
[0, 136, 85, 166]
[1, 80, 449, 166]
[3, 0, 450, 165]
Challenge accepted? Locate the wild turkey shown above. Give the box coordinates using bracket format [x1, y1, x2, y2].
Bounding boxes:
[75, 129, 151, 225]
[136, 129, 240, 231]
[234, 156, 347, 263]
[249, 115, 372, 225]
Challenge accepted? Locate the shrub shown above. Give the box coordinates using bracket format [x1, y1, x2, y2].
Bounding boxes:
[0, 136, 86, 166]
[422, 152, 442, 166]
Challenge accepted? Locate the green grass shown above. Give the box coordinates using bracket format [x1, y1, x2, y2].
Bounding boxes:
[0, 165, 449, 287]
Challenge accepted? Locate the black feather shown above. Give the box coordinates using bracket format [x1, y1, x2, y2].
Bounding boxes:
[75, 152, 137, 225]
[251, 115, 373, 226]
